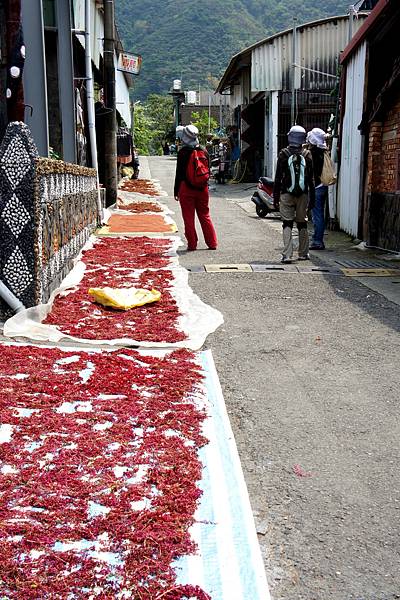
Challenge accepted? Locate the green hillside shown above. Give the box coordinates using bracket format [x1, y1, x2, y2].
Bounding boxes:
[115, 0, 353, 99]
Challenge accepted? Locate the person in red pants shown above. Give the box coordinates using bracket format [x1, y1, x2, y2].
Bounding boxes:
[174, 125, 218, 251]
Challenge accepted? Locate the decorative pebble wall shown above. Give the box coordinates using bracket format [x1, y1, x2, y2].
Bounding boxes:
[0, 122, 99, 321]
[0, 122, 37, 320]
[35, 158, 98, 302]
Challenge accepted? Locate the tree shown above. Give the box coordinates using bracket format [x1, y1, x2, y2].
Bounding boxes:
[144, 94, 174, 154]
[133, 105, 151, 155]
[191, 110, 218, 145]
[133, 94, 174, 155]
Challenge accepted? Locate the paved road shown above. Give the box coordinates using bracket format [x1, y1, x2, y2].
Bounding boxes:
[146, 156, 400, 600]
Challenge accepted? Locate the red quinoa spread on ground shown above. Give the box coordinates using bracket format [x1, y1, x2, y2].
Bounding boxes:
[0, 345, 210, 599]
[104, 213, 174, 233]
[120, 179, 160, 196]
[117, 198, 163, 213]
[43, 237, 186, 342]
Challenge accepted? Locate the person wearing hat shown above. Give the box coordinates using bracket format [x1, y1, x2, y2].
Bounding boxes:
[273, 125, 315, 263]
[307, 127, 328, 250]
[174, 124, 218, 251]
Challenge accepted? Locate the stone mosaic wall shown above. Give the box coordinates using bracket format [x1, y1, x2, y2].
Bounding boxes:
[34, 159, 98, 303]
[0, 122, 99, 321]
[0, 122, 37, 320]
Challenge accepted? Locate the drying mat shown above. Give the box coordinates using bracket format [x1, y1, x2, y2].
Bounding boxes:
[4, 245, 223, 350]
[0, 344, 210, 599]
[118, 190, 171, 207]
[0, 344, 270, 600]
[97, 214, 177, 235]
[119, 179, 164, 196]
[174, 350, 271, 600]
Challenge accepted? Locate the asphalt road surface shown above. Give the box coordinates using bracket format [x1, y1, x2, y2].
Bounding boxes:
[146, 156, 400, 600]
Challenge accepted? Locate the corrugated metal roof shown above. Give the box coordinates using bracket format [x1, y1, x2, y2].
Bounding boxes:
[216, 14, 368, 94]
[251, 15, 368, 92]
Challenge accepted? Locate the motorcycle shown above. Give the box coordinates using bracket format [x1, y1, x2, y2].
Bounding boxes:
[250, 176, 278, 218]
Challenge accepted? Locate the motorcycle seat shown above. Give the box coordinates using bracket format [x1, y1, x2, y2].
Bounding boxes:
[259, 176, 274, 186]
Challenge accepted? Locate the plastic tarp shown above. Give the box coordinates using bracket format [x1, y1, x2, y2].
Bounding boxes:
[175, 350, 271, 600]
[96, 211, 178, 235]
[3, 239, 223, 351]
[117, 190, 173, 216]
[0, 342, 270, 599]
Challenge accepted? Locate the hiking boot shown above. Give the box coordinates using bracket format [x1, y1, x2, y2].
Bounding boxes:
[281, 255, 292, 264]
[298, 253, 310, 261]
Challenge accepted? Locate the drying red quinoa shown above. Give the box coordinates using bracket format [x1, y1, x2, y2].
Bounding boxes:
[43, 237, 186, 342]
[44, 268, 185, 342]
[120, 179, 160, 196]
[117, 199, 163, 213]
[0, 345, 211, 599]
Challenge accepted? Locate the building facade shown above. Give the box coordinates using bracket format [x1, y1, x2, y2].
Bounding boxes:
[1, 0, 131, 166]
[338, 0, 400, 249]
[216, 14, 368, 181]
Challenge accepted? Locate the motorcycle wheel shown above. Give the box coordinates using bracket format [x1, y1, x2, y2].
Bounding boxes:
[256, 204, 269, 218]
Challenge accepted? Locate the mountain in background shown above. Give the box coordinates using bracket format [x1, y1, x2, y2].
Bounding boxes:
[115, 0, 354, 100]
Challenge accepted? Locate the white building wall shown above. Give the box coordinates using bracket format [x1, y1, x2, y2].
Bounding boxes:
[337, 42, 367, 236]
[73, 0, 131, 126]
[73, 0, 103, 69]
[115, 58, 131, 128]
[264, 91, 279, 178]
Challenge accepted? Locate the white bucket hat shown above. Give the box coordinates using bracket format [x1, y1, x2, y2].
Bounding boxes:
[307, 127, 327, 149]
[181, 124, 199, 147]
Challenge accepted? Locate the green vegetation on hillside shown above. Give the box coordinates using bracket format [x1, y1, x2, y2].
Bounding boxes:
[133, 94, 174, 155]
[116, 0, 354, 100]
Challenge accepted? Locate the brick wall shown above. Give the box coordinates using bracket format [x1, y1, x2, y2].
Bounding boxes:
[366, 88, 400, 250]
[367, 90, 400, 193]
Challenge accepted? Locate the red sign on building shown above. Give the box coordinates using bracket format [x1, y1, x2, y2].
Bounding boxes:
[117, 52, 142, 76]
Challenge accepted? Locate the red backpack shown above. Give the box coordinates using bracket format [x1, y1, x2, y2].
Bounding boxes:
[186, 148, 210, 190]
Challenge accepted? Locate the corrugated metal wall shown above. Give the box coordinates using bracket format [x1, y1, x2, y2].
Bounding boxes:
[251, 16, 367, 93]
[230, 68, 251, 108]
[252, 31, 292, 91]
[337, 42, 367, 236]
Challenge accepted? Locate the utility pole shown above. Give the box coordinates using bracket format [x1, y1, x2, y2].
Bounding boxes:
[103, 0, 117, 207]
[291, 18, 297, 126]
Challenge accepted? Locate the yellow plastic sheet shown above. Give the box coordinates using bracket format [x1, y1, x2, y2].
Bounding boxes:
[88, 287, 161, 310]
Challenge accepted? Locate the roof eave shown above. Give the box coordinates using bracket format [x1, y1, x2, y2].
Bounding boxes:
[340, 0, 389, 64]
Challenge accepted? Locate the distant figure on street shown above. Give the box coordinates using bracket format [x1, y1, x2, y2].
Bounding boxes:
[307, 127, 328, 250]
[206, 134, 214, 157]
[216, 141, 228, 184]
[163, 141, 170, 155]
[273, 125, 315, 263]
[174, 124, 218, 251]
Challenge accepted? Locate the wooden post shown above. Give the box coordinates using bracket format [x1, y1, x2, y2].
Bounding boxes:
[103, 0, 117, 207]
